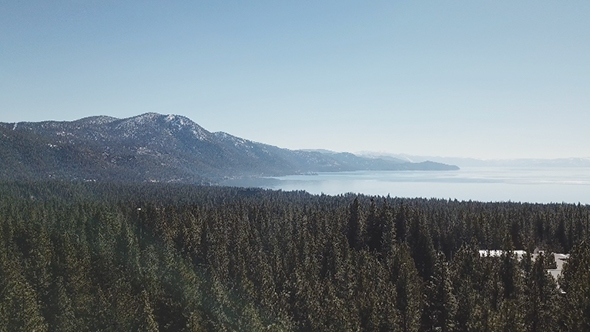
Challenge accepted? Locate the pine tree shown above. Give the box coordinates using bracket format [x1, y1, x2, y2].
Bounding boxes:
[49, 276, 78, 332]
[524, 252, 559, 332]
[379, 199, 397, 258]
[137, 290, 159, 332]
[422, 251, 457, 332]
[388, 244, 422, 332]
[559, 241, 590, 331]
[366, 199, 383, 253]
[347, 198, 364, 250]
[407, 213, 436, 281]
[0, 260, 48, 331]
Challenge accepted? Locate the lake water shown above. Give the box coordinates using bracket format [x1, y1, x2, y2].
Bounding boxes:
[257, 167, 590, 204]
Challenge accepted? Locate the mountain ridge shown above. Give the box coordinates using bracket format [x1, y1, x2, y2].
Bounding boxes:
[0, 113, 459, 184]
[357, 152, 590, 168]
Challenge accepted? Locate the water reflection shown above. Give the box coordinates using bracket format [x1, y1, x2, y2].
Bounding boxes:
[259, 167, 590, 204]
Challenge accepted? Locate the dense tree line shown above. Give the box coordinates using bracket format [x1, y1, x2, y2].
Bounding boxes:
[0, 181, 589, 331]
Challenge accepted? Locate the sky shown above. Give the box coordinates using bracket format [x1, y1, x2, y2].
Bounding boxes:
[1, 1, 589, 159]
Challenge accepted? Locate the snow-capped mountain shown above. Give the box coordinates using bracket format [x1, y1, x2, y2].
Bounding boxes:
[0, 113, 458, 184]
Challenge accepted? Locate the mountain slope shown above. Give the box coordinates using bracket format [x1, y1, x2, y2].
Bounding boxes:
[0, 113, 458, 184]
[358, 152, 590, 168]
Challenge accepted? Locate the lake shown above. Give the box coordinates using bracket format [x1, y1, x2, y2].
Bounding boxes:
[248, 167, 590, 204]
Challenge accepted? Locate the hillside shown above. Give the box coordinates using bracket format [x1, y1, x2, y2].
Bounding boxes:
[0, 113, 458, 184]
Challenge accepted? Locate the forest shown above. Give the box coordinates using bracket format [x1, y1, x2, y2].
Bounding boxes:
[0, 181, 589, 331]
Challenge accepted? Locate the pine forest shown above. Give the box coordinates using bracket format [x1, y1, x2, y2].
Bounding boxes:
[1, 181, 589, 331]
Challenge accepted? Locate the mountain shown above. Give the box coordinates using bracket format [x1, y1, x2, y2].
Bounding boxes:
[0, 113, 458, 184]
[358, 152, 590, 168]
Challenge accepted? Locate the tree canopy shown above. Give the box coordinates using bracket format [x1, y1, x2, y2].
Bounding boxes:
[0, 181, 588, 331]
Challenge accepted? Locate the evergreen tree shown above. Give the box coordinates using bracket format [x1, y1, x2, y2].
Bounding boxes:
[389, 244, 422, 332]
[137, 290, 159, 332]
[524, 252, 559, 332]
[422, 251, 457, 332]
[0, 181, 588, 331]
[366, 199, 384, 253]
[48, 276, 78, 332]
[559, 241, 590, 331]
[347, 197, 365, 250]
[379, 199, 397, 257]
[407, 213, 436, 281]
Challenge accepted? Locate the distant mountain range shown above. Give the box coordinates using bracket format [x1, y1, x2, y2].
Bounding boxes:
[0, 113, 458, 184]
[358, 152, 590, 168]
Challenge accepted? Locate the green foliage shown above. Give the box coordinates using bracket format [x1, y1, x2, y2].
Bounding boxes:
[559, 241, 590, 331]
[0, 181, 588, 331]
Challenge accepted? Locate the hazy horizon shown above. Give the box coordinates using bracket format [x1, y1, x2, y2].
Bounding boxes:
[2, 111, 590, 161]
[259, 167, 590, 204]
[2, 1, 589, 160]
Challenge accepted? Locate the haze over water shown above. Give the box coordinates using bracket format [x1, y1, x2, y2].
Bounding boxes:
[264, 167, 590, 204]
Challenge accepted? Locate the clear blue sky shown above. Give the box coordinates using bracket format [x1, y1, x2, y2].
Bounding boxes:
[1, 1, 589, 159]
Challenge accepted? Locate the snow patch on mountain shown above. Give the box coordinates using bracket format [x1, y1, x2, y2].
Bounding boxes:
[75, 116, 118, 126]
[165, 114, 210, 140]
[214, 132, 255, 149]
